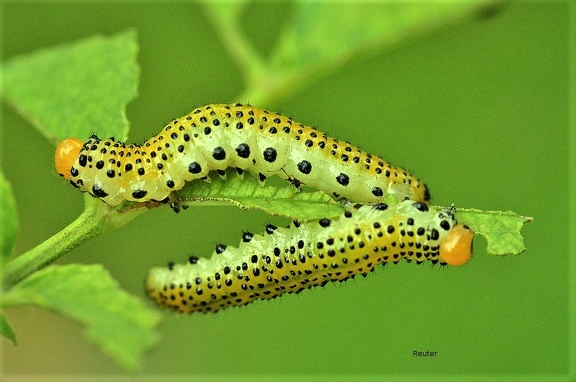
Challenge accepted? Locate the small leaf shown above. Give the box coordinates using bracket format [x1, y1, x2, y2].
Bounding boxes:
[1, 30, 139, 143]
[1, 264, 161, 370]
[456, 208, 533, 256]
[270, 3, 495, 74]
[232, 2, 500, 104]
[0, 313, 17, 345]
[172, 170, 345, 220]
[0, 171, 18, 266]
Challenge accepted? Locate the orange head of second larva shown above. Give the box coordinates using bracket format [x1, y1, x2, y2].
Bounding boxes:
[439, 224, 474, 266]
[55, 138, 83, 180]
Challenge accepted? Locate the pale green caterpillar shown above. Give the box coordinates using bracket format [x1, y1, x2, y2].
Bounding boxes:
[55, 103, 429, 210]
[146, 200, 473, 314]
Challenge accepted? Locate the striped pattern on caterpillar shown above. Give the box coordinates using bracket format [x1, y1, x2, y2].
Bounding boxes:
[146, 200, 473, 314]
[55, 103, 429, 208]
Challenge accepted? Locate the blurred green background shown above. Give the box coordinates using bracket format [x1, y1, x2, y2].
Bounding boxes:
[1, 1, 572, 379]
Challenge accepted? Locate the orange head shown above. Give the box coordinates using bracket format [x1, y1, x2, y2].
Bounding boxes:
[439, 224, 474, 266]
[55, 138, 83, 180]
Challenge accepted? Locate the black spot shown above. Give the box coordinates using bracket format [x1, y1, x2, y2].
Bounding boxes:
[166, 180, 175, 188]
[106, 169, 115, 178]
[79, 154, 87, 167]
[319, 218, 331, 228]
[189, 256, 199, 264]
[265, 224, 277, 234]
[412, 202, 429, 212]
[263, 147, 277, 162]
[96, 160, 105, 169]
[215, 244, 227, 254]
[188, 162, 202, 174]
[124, 163, 133, 172]
[373, 203, 388, 211]
[236, 143, 251, 158]
[344, 211, 353, 218]
[242, 232, 254, 242]
[336, 173, 349, 186]
[372, 187, 383, 197]
[92, 185, 108, 198]
[297, 160, 312, 174]
[212, 147, 226, 160]
[430, 229, 440, 241]
[440, 220, 451, 231]
[204, 127, 211, 135]
[132, 190, 147, 199]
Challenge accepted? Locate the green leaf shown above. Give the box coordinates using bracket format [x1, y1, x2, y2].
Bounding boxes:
[456, 208, 533, 256]
[230, 2, 499, 104]
[0, 171, 18, 267]
[0, 313, 17, 345]
[170, 170, 532, 257]
[1, 30, 138, 144]
[270, 3, 495, 73]
[0, 264, 161, 370]
[171, 170, 345, 220]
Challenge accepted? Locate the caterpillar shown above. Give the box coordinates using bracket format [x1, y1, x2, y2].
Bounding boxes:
[146, 200, 474, 314]
[55, 103, 430, 209]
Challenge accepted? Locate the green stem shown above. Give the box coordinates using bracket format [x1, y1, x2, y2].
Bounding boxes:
[202, 3, 265, 86]
[2, 196, 146, 290]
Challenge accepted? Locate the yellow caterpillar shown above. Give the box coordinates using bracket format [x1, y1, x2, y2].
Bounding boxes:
[146, 201, 473, 314]
[55, 103, 429, 208]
